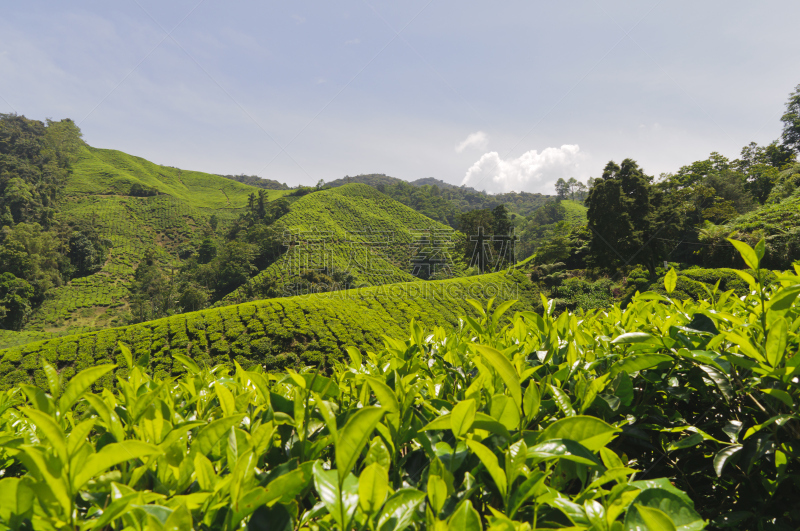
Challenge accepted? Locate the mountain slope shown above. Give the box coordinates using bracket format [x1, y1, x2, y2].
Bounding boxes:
[222, 184, 464, 303]
[26, 145, 283, 334]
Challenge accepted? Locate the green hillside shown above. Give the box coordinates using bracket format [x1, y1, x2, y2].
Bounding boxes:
[325, 173, 552, 226]
[0, 270, 538, 389]
[221, 184, 464, 304]
[25, 145, 286, 334]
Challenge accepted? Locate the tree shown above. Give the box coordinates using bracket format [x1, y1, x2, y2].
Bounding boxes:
[555, 178, 569, 199]
[531, 201, 566, 226]
[0, 272, 33, 330]
[566, 177, 581, 200]
[575, 181, 587, 200]
[585, 159, 680, 275]
[781, 84, 800, 153]
[198, 238, 217, 264]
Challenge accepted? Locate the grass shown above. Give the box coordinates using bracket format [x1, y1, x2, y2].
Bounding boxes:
[0, 270, 538, 388]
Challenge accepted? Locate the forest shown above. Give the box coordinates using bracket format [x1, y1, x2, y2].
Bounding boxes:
[0, 84, 798, 529]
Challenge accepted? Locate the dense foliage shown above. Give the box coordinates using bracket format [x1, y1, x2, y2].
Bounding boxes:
[0, 115, 113, 330]
[218, 174, 290, 190]
[0, 240, 797, 530]
[0, 272, 538, 386]
[326, 174, 552, 227]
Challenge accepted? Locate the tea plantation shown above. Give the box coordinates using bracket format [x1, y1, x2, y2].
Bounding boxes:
[21, 145, 281, 334]
[223, 184, 463, 303]
[0, 271, 538, 389]
[0, 240, 797, 529]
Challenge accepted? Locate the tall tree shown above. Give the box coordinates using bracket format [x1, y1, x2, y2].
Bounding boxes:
[554, 178, 569, 199]
[566, 177, 579, 200]
[781, 84, 800, 153]
[585, 159, 679, 275]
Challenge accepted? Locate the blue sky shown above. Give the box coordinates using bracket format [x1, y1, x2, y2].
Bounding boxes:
[2, 1, 798, 193]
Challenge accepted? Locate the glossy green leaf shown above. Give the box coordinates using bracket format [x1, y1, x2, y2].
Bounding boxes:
[312, 462, 359, 531]
[769, 284, 800, 311]
[490, 394, 521, 430]
[611, 332, 660, 345]
[765, 317, 788, 367]
[244, 371, 271, 404]
[263, 466, 311, 506]
[523, 381, 541, 419]
[365, 376, 400, 428]
[713, 445, 743, 476]
[172, 353, 200, 375]
[447, 499, 482, 531]
[610, 354, 672, 376]
[192, 414, 245, 456]
[427, 473, 448, 515]
[359, 462, 388, 514]
[58, 364, 116, 414]
[667, 433, 703, 452]
[377, 488, 426, 531]
[665, 268, 677, 294]
[20, 408, 67, 463]
[164, 503, 193, 531]
[624, 488, 705, 531]
[549, 385, 575, 416]
[193, 453, 216, 490]
[527, 438, 603, 466]
[465, 439, 507, 497]
[451, 399, 476, 438]
[73, 440, 162, 490]
[214, 382, 235, 417]
[17, 446, 71, 515]
[336, 406, 385, 481]
[346, 346, 363, 368]
[698, 365, 733, 402]
[303, 373, 340, 399]
[473, 344, 522, 409]
[42, 361, 61, 399]
[727, 238, 759, 270]
[538, 416, 620, 451]
[760, 388, 794, 407]
[508, 471, 546, 518]
[635, 504, 677, 531]
[552, 498, 589, 526]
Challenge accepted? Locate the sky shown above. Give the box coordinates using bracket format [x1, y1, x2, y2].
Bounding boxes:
[2, 1, 799, 194]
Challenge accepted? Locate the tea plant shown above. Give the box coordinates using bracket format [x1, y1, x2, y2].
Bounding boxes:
[0, 272, 538, 387]
[0, 239, 797, 529]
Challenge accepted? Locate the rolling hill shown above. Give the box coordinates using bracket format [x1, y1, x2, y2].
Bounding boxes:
[0, 270, 539, 389]
[23, 145, 285, 335]
[221, 184, 465, 304]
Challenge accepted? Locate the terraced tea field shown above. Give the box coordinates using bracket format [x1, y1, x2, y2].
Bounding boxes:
[223, 184, 465, 302]
[0, 270, 538, 388]
[23, 146, 284, 333]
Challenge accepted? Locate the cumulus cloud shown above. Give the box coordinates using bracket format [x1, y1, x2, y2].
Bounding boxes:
[461, 145, 582, 194]
[455, 131, 488, 153]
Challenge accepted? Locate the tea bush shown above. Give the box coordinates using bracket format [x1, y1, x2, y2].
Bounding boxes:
[0, 272, 539, 387]
[0, 240, 796, 529]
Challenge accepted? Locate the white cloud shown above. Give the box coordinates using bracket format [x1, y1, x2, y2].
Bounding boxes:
[461, 145, 582, 194]
[344, 38, 360, 45]
[455, 131, 488, 153]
